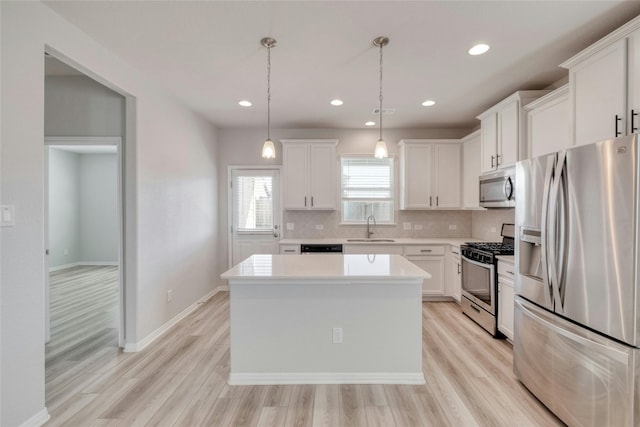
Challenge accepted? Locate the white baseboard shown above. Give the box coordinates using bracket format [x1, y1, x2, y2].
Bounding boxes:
[228, 372, 426, 385]
[18, 408, 50, 427]
[123, 286, 223, 353]
[49, 261, 118, 272]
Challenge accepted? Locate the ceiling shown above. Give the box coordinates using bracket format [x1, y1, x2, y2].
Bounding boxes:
[44, 1, 640, 130]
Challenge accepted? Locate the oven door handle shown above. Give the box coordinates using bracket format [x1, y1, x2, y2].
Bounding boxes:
[461, 255, 496, 274]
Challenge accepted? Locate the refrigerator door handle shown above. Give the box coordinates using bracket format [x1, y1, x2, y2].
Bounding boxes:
[540, 155, 556, 304]
[548, 151, 566, 312]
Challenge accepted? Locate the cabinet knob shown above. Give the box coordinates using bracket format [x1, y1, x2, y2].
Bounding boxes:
[616, 114, 623, 137]
[491, 155, 495, 168]
[632, 110, 638, 134]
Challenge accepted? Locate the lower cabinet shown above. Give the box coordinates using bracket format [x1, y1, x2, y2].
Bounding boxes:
[404, 245, 446, 299]
[498, 260, 515, 341]
[446, 246, 462, 303]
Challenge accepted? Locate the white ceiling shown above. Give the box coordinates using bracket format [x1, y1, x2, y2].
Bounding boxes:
[44, 1, 640, 130]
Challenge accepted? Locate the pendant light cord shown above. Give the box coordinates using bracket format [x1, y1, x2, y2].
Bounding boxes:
[378, 41, 383, 141]
[267, 43, 271, 141]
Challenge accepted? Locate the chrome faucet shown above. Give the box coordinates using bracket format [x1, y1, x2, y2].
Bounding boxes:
[366, 214, 376, 239]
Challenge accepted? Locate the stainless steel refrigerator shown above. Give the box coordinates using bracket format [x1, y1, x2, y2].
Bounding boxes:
[514, 134, 640, 426]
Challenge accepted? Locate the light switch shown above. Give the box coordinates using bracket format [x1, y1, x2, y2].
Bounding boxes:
[403, 222, 411, 230]
[1, 205, 15, 227]
[414, 224, 423, 230]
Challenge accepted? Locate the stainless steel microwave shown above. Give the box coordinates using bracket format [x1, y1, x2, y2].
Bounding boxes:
[479, 167, 515, 208]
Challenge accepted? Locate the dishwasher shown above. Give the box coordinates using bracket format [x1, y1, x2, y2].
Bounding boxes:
[300, 244, 343, 254]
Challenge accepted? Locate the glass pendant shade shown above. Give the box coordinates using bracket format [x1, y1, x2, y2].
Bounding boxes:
[374, 138, 388, 159]
[262, 138, 276, 159]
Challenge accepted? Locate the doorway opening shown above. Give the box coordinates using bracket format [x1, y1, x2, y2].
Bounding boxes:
[43, 49, 130, 409]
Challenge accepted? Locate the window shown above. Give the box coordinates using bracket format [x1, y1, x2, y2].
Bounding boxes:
[234, 174, 274, 233]
[341, 156, 394, 223]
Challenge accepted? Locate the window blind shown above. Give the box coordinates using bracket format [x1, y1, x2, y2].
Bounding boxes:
[234, 175, 274, 233]
[341, 157, 394, 223]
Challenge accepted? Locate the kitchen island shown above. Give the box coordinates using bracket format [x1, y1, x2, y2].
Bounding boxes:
[220, 254, 429, 385]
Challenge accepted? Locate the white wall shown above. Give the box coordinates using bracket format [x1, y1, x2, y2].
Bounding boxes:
[217, 127, 470, 276]
[1, 3, 219, 426]
[79, 153, 118, 264]
[48, 149, 81, 267]
[45, 75, 125, 136]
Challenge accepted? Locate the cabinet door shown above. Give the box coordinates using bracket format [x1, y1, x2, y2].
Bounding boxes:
[480, 114, 497, 173]
[571, 38, 626, 146]
[309, 144, 336, 209]
[528, 91, 571, 158]
[408, 257, 445, 297]
[462, 135, 481, 208]
[282, 144, 309, 209]
[628, 29, 640, 135]
[445, 248, 461, 303]
[498, 277, 515, 341]
[403, 144, 433, 208]
[433, 143, 461, 208]
[498, 99, 519, 167]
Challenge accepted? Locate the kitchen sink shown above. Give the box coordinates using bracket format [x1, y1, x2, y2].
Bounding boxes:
[346, 239, 396, 243]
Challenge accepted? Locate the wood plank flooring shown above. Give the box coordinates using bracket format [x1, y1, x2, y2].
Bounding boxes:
[46, 265, 120, 409]
[45, 291, 564, 426]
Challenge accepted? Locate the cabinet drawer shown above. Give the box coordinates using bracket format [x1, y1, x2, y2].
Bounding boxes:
[498, 261, 515, 278]
[404, 245, 445, 256]
[280, 244, 300, 254]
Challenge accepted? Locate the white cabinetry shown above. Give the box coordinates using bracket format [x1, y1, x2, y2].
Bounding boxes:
[281, 139, 338, 210]
[461, 130, 481, 209]
[404, 245, 445, 299]
[399, 140, 461, 209]
[497, 259, 515, 341]
[445, 246, 462, 303]
[561, 18, 640, 146]
[525, 85, 570, 158]
[477, 91, 549, 173]
[280, 244, 300, 254]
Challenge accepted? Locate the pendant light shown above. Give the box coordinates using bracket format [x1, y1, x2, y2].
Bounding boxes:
[373, 36, 389, 159]
[261, 37, 277, 159]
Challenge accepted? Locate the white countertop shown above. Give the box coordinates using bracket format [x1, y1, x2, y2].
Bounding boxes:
[221, 254, 431, 281]
[279, 237, 479, 247]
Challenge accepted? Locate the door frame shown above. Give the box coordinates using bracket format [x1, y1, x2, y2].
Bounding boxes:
[44, 136, 125, 347]
[227, 165, 282, 269]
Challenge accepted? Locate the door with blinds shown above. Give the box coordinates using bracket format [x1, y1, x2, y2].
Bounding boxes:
[230, 168, 281, 266]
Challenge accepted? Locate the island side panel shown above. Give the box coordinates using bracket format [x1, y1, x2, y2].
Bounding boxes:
[228, 279, 423, 384]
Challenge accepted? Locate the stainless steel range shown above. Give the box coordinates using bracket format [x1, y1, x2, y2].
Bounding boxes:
[460, 224, 514, 337]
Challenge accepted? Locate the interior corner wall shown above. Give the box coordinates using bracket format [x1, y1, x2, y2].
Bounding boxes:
[48, 148, 81, 268]
[1, 3, 219, 426]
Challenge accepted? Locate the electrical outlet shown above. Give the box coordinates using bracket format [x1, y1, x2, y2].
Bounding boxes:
[315, 224, 324, 230]
[332, 327, 343, 344]
[403, 222, 411, 230]
[414, 224, 423, 230]
[449, 224, 457, 230]
[286, 223, 295, 230]
[167, 289, 173, 302]
[0, 205, 15, 227]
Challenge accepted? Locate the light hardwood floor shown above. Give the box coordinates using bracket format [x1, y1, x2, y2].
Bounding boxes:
[45, 291, 564, 426]
[46, 265, 120, 409]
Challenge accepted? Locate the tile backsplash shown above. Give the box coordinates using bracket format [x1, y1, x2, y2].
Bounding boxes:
[283, 208, 515, 241]
[283, 210, 472, 239]
[471, 209, 515, 241]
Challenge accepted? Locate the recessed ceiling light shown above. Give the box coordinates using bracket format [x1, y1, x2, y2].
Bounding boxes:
[330, 99, 344, 106]
[421, 100, 436, 107]
[238, 100, 252, 107]
[468, 44, 490, 56]
[365, 121, 376, 126]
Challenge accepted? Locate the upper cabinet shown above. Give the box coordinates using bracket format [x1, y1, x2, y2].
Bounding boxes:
[399, 139, 461, 210]
[525, 85, 571, 158]
[281, 139, 338, 210]
[477, 90, 550, 174]
[461, 130, 482, 209]
[561, 18, 640, 146]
